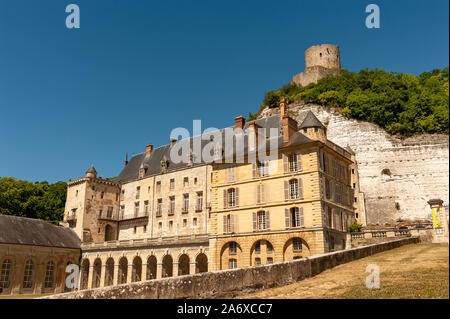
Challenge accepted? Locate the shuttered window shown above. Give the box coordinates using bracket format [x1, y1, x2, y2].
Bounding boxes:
[256, 184, 265, 204]
[253, 211, 270, 231]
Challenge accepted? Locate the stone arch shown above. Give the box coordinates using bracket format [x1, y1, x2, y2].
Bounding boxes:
[146, 255, 157, 280]
[131, 256, 142, 282]
[219, 241, 243, 270]
[195, 253, 208, 273]
[118, 257, 128, 284]
[104, 258, 114, 286]
[162, 254, 173, 278]
[80, 259, 90, 290]
[92, 258, 102, 288]
[283, 237, 311, 261]
[178, 254, 190, 276]
[105, 224, 115, 241]
[250, 239, 274, 266]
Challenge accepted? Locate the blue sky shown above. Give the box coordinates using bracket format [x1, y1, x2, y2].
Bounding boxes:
[0, 0, 448, 183]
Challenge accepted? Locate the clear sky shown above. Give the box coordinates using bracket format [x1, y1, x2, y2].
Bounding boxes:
[0, 0, 448, 183]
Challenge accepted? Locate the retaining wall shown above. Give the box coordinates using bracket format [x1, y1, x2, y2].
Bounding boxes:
[43, 237, 419, 299]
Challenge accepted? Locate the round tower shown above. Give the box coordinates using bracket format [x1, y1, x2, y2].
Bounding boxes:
[305, 44, 341, 70]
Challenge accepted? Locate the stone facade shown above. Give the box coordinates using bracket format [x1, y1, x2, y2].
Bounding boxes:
[208, 132, 355, 271]
[43, 237, 419, 299]
[259, 103, 449, 225]
[62, 106, 360, 291]
[0, 215, 81, 296]
[0, 243, 79, 295]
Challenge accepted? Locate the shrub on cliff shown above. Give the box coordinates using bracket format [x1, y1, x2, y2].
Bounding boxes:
[254, 67, 449, 136]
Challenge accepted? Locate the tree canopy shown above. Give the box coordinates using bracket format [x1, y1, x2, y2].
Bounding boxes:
[0, 177, 67, 225]
[249, 67, 449, 136]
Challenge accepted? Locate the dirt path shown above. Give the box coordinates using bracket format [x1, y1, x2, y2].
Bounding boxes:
[239, 243, 449, 299]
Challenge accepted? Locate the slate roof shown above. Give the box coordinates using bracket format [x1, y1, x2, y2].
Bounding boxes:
[0, 215, 81, 249]
[86, 166, 97, 174]
[115, 114, 316, 184]
[298, 111, 326, 129]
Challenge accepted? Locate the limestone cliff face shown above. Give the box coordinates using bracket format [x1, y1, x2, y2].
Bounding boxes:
[258, 102, 449, 225]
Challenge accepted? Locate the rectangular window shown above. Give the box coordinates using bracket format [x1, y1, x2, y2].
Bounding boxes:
[156, 181, 161, 193]
[289, 179, 299, 199]
[229, 242, 237, 255]
[156, 199, 162, 217]
[258, 161, 268, 177]
[193, 217, 197, 226]
[293, 238, 302, 252]
[255, 258, 261, 266]
[228, 189, 236, 207]
[170, 179, 175, 190]
[183, 219, 187, 227]
[144, 201, 149, 215]
[169, 221, 173, 230]
[229, 259, 237, 269]
[134, 202, 140, 216]
[169, 197, 175, 215]
[267, 257, 273, 264]
[183, 177, 189, 187]
[183, 194, 189, 213]
[255, 241, 261, 254]
[196, 192, 203, 211]
[136, 187, 140, 200]
[107, 207, 113, 218]
[289, 154, 298, 172]
[257, 211, 266, 230]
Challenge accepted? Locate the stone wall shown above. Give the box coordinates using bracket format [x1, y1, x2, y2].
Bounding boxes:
[259, 103, 449, 225]
[42, 237, 418, 299]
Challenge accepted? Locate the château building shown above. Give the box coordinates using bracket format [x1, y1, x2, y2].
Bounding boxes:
[60, 99, 364, 290]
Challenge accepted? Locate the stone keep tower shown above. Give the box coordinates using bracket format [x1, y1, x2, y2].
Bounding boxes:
[291, 44, 341, 87]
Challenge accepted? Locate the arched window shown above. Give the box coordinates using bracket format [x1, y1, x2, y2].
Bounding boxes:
[0, 259, 12, 289]
[131, 257, 142, 282]
[105, 258, 114, 286]
[162, 255, 173, 278]
[178, 255, 190, 276]
[146, 256, 157, 280]
[92, 259, 102, 288]
[44, 261, 55, 288]
[23, 260, 34, 289]
[195, 253, 208, 273]
[80, 259, 90, 290]
[118, 257, 128, 284]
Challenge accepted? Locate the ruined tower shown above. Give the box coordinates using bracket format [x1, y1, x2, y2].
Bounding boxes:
[291, 44, 341, 87]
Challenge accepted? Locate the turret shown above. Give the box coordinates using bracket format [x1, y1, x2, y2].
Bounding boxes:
[298, 111, 327, 143]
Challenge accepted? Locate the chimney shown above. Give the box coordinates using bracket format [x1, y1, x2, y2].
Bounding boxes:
[146, 144, 154, 157]
[124, 152, 128, 167]
[248, 121, 261, 152]
[234, 115, 245, 132]
[170, 138, 177, 146]
[282, 116, 298, 143]
[280, 97, 287, 118]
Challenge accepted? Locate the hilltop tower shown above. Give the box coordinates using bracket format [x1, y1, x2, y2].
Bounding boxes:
[291, 44, 341, 87]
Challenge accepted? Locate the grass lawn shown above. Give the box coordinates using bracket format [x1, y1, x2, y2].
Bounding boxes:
[240, 243, 449, 299]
